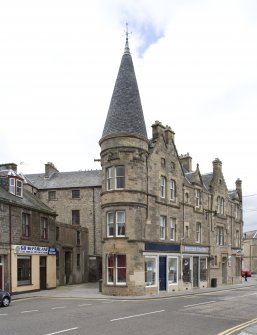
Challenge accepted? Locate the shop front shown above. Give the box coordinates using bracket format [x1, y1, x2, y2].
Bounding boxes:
[11, 245, 57, 294]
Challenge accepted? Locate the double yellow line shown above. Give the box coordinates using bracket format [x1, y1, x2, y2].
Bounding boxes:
[218, 317, 257, 335]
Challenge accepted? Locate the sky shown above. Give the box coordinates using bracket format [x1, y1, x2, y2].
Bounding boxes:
[0, 0, 256, 231]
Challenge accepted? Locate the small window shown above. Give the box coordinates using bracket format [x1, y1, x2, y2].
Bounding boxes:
[16, 179, 23, 197]
[161, 158, 166, 167]
[40, 217, 48, 240]
[48, 191, 56, 200]
[22, 213, 30, 238]
[116, 166, 125, 189]
[72, 190, 80, 199]
[160, 215, 166, 240]
[77, 231, 81, 245]
[72, 210, 80, 225]
[160, 176, 166, 198]
[9, 178, 15, 194]
[196, 222, 201, 243]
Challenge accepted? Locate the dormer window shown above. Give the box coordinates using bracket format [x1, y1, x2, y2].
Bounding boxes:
[9, 177, 23, 197]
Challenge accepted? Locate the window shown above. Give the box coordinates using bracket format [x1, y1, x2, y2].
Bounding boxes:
[22, 213, 30, 238]
[170, 218, 176, 241]
[107, 254, 126, 285]
[72, 210, 80, 225]
[160, 176, 166, 198]
[161, 158, 166, 167]
[185, 225, 189, 238]
[182, 258, 191, 282]
[107, 211, 125, 237]
[106, 167, 113, 191]
[115, 166, 125, 189]
[9, 178, 15, 194]
[72, 190, 80, 199]
[200, 258, 207, 281]
[77, 231, 81, 245]
[48, 191, 56, 200]
[56, 227, 60, 241]
[40, 217, 48, 240]
[236, 230, 240, 247]
[16, 179, 23, 197]
[220, 197, 224, 215]
[216, 226, 224, 245]
[196, 222, 201, 243]
[170, 179, 176, 200]
[145, 257, 157, 286]
[217, 196, 221, 213]
[168, 258, 177, 283]
[17, 256, 31, 285]
[160, 215, 166, 240]
[77, 254, 80, 268]
[195, 189, 201, 208]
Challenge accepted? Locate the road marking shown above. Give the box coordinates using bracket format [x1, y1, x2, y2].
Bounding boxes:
[225, 292, 257, 300]
[101, 301, 114, 304]
[110, 309, 165, 322]
[0, 313, 8, 316]
[44, 328, 79, 335]
[184, 300, 217, 308]
[21, 309, 39, 313]
[51, 306, 66, 310]
[218, 317, 257, 335]
[78, 303, 92, 307]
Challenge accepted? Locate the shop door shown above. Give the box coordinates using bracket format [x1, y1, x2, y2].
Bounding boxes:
[40, 256, 47, 290]
[159, 256, 167, 291]
[193, 257, 199, 288]
[0, 265, 3, 289]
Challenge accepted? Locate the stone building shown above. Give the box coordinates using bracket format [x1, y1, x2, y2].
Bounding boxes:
[25, 163, 99, 283]
[19, 36, 243, 295]
[242, 230, 257, 274]
[0, 163, 57, 293]
[98, 35, 243, 295]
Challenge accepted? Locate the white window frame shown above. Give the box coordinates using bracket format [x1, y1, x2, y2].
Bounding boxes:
[216, 226, 224, 245]
[170, 179, 176, 200]
[170, 218, 176, 241]
[195, 189, 201, 208]
[16, 179, 23, 197]
[196, 222, 201, 243]
[107, 254, 114, 285]
[107, 211, 125, 237]
[115, 166, 125, 189]
[145, 256, 157, 287]
[168, 257, 178, 284]
[106, 167, 113, 191]
[160, 215, 166, 240]
[116, 211, 125, 237]
[220, 197, 224, 215]
[116, 254, 126, 285]
[106, 254, 126, 286]
[9, 178, 15, 194]
[160, 176, 166, 198]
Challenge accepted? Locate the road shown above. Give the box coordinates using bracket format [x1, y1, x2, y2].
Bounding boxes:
[1, 285, 257, 335]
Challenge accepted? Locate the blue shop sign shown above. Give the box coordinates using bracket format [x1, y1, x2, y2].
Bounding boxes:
[145, 243, 180, 252]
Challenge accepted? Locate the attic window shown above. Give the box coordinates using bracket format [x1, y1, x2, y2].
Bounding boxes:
[9, 177, 23, 197]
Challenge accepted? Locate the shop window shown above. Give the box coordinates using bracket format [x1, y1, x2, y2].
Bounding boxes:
[168, 258, 177, 284]
[200, 258, 207, 281]
[22, 213, 30, 238]
[72, 210, 80, 225]
[17, 256, 31, 285]
[145, 257, 157, 286]
[182, 258, 191, 282]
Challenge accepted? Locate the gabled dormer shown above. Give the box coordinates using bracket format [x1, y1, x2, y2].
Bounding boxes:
[0, 163, 24, 198]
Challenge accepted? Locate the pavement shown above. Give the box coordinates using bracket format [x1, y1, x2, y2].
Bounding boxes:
[11, 277, 257, 334]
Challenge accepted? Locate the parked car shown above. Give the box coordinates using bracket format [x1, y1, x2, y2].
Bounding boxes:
[0, 289, 11, 307]
[241, 270, 252, 278]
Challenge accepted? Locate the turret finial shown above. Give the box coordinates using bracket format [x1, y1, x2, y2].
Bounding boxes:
[124, 22, 131, 54]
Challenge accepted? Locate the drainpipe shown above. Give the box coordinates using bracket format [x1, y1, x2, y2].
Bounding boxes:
[92, 187, 96, 256]
[9, 205, 12, 293]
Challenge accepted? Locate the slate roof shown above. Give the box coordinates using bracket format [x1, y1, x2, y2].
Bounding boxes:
[100, 37, 148, 142]
[243, 230, 257, 239]
[0, 187, 56, 215]
[25, 170, 102, 190]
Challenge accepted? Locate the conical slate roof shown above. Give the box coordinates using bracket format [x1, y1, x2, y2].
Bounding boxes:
[100, 37, 147, 142]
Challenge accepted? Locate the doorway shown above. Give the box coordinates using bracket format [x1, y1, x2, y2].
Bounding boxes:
[65, 251, 72, 284]
[193, 257, 199, 288]
[222, 257, 227, 284]
[159, 256, 167, 291]
[40, 256, 47, 290]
